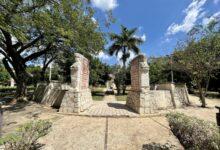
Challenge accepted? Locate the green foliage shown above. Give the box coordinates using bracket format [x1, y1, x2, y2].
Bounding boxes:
[149, 57, 191, 85]
[149, 57, 170, 84]
[114, 67, 127, 95]
[90, 57, 112, 85]
[166, 113, 220, 150]
[0, 120, 52, 150]
[0, 64, 10, 84]
[142, 142, 177, 150]
[173, 20, 220, 106]
[26, 66, 42, 85]
[108, 25, 144, 67]
[0, 0, 106, 96]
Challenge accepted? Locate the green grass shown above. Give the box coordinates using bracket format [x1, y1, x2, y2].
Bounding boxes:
[0, 85, 35, 92]
[92, 95, 104, 101]
[115, 95, 127, 101]
[91, 87, 105, 101]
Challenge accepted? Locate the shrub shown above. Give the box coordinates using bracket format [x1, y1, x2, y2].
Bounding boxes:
[166, 113, 220, 150]
[142, 142, 177, 150]
[0, 120, 52, 150]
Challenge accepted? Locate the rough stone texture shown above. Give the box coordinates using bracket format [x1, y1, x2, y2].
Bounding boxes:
[126, 54, 153, 114]
[59, 53, 92, 113]
[32, 82, 65, 108]
[127, 55, 189, 114]
[130, 55, 150, 92]
[33, 53, 92, 113]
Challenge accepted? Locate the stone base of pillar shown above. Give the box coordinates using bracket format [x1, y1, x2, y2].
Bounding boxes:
[59, 89, 93, 113]
[126, 91, 158, 114]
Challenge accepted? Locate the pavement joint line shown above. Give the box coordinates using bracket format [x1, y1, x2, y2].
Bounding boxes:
[149, 117, 170, 130]
[104, 117, 109, 150]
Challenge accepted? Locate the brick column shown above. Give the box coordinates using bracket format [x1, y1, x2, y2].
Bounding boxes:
[126, 54, 155, 114]
[59, 53, 93, 113]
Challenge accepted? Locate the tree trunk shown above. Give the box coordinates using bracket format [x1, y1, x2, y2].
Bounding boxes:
[15, 69, 29, 100]
[204, 76, 210, 96]
[16, 81, 27, 98]
[116, 84, 121, 95]
[198, 83, 206, 107]
[40, 67, 46, 81]
[122, 85, 126, 95]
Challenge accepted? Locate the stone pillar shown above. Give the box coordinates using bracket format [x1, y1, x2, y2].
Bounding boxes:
[59, 53, 92, 113]
[126, 54, 156, 114]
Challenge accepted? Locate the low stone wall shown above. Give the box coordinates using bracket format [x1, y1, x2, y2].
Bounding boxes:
[127, 54, 190, 114]
[155, 83, 172, 91]
[59, 89, 92, 113]
[32, 53, 93, 114]
[127, 90, 173, 114]
[32, 82, 65, 108]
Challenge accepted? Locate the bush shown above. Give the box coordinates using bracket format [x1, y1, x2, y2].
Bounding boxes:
[142, 142, 177, 150]
[0, 120, 52, 150]
[166, 113, 220, 150]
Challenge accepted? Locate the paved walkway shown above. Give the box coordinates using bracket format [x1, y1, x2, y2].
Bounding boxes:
[81, 95, 138, 117]
[39, 116, 183, 150]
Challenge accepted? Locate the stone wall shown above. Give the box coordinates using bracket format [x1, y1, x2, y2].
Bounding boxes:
[60, 53, 92, 113]
[33, 53, 92, 113]
[127, 54, 190, 114]
[126, 54, 152, 113]
[32, 82, 65, 108]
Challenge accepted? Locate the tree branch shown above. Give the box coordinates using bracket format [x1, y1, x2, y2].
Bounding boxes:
[2, 58, 17, 82]
[0, 28, 12, 49]
[17, 34, 43, 54]
[13, 41, 22, 49]
[0, 49, 13, 64]
[24, 43, 52, 62]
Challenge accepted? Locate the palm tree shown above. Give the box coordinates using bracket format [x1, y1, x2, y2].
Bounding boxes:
[108, 25, 144, 94]
[108, 25, 144, 68]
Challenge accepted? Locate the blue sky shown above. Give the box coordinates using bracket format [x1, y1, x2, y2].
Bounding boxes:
[91, 0, 220, 65]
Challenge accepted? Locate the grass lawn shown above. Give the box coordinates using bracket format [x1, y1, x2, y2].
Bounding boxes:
[115, 94, 127, 101]
[91, 87, 105, 101]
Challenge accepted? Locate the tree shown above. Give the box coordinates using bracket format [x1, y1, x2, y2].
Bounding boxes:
[148, 56, 191, 85]
[108, 25, 144, 94]
[173, 35, 220, 107]
[148, 57, 170, 84]
[0, 0, 104, 98]
[109, 25, 144, 68]
[0, 60, 10, 85]
[90, 58, 112, 86]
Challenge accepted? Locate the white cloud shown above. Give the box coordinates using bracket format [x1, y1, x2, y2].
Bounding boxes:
[91, 0, 118, 11]
[91, 17, 97, 23]
[141, 34, 146, 42]
[116, 51, 136, 67]
[134, 34, 146, 42]
[202, 11, 220, 25]
[167, 0, 207, 35]
[214, 0, 220, 4]
[97, 51, 110, 60]
[161, 37, 172, 44]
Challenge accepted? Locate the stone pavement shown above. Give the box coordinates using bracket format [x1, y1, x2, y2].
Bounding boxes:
[81, 95, 139, 117]
[39, 116, 183, 150]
